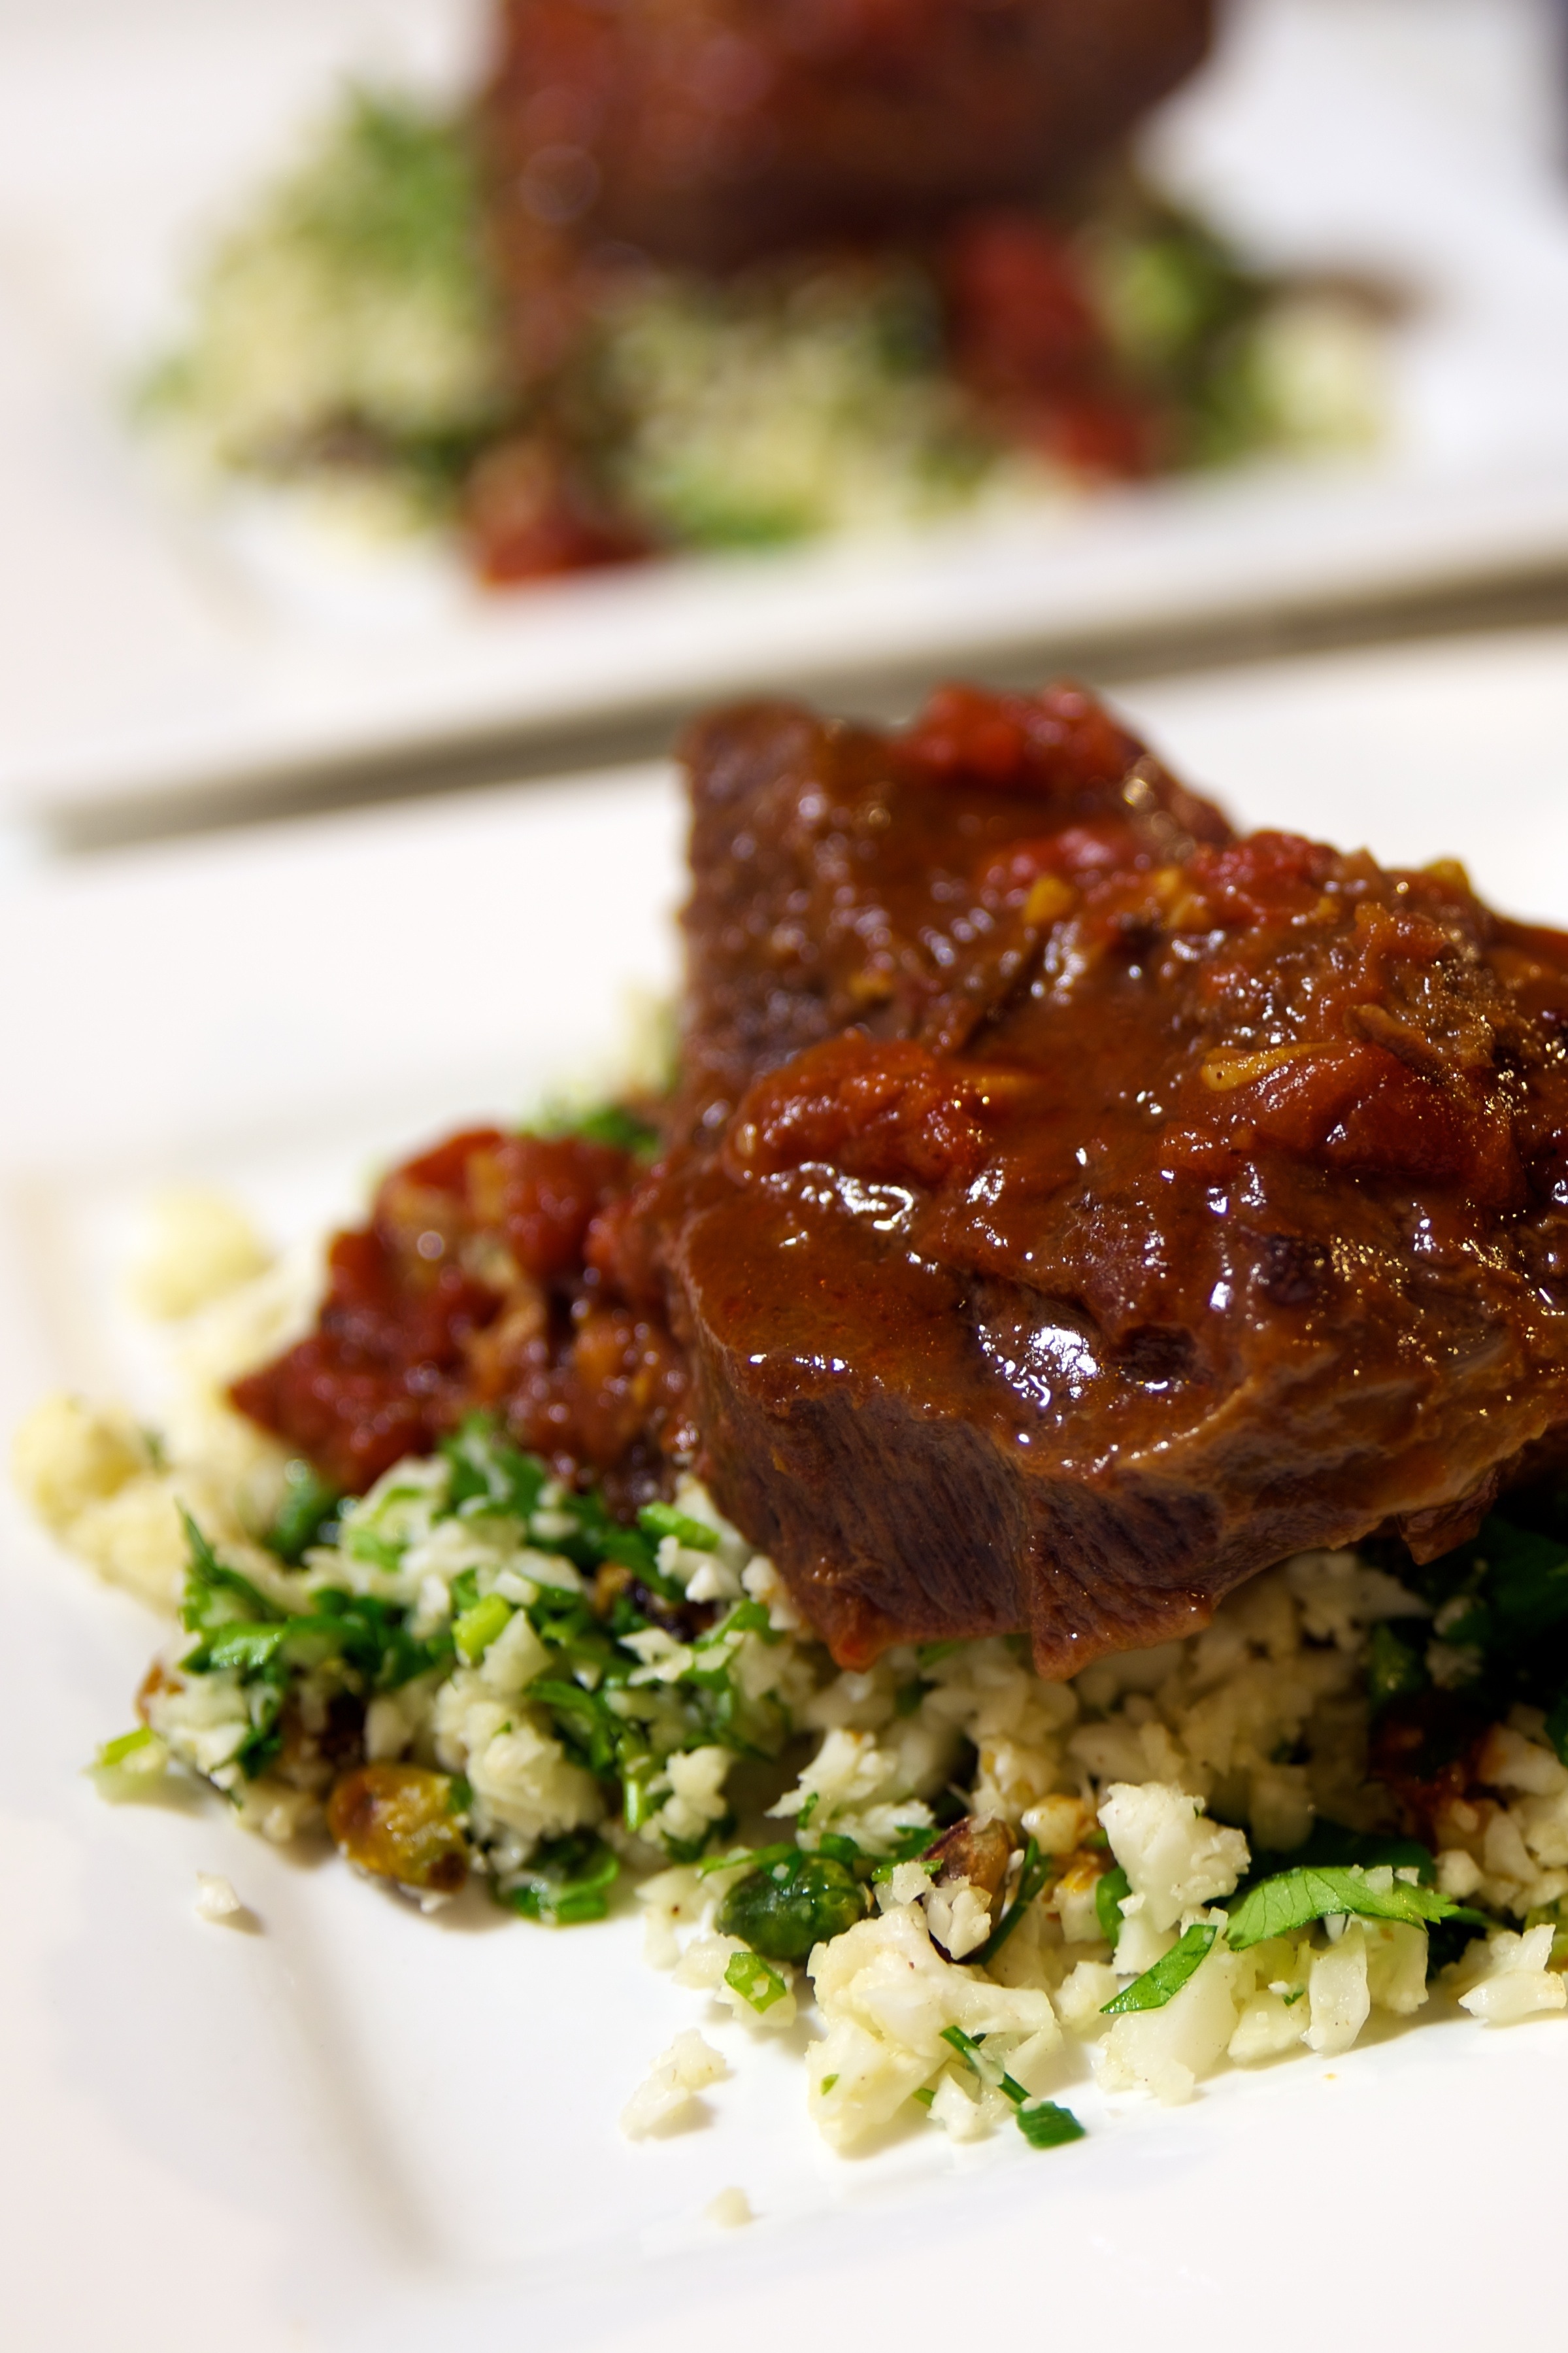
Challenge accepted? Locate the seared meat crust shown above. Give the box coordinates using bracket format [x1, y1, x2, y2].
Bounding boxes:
[674, 684, 1230, 1141]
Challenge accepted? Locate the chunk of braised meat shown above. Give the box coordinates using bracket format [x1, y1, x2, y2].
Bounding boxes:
[231, 1125, 692, 1503]
[482, 0, 1214, 307]
[647, 686, 1568, 1674]
[230, 678, 1218, 1512]
[673, 679, 1230, 1142]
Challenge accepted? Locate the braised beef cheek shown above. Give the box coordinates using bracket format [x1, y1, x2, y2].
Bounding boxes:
[644, 688, 1568, 1675]
[484, 0, 1214, 285]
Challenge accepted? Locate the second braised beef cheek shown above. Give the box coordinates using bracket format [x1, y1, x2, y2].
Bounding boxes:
[482, 0, 1215, 294]
[641, 689, 1568, 1676]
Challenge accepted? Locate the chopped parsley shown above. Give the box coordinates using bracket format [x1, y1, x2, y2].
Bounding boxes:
[452, 1591, 512, 1665]
[1548, 1693, 1568, 1770]
[535, 1102, 663, 1158]
[1014, 2099, 1088, 2150]
[500, 1832, 620, 1925]
[1251, 1820, 1437, 1885]
[1102, 1922, 1217, 2013]
[637, 1501, 720, 1553]
[161, 1417, 791, 1872]
[1366, 1619, 1426, 1714]
[724, 1949, 789, 2014]
[972, 1835, 1053, 1967]
[264, 1461, 341, 1564]
[92, 1726, 165, 1777]
[1382, 1506, 1568, 1738]
[1094, 1862, 1133, 1948]
[1224, 1865, 1482, 1952]
[939, 2025, 1085, 2150]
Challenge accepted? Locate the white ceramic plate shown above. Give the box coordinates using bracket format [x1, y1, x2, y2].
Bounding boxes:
[5, 0, 1568, 817]
[5, 627, 1568, 2351]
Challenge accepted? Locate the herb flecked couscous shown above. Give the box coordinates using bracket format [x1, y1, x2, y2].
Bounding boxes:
[14, 1187, 1568, 2156]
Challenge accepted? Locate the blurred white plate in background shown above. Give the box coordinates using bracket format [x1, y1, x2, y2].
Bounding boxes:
[3, 624, 1568, 2351]
[3, 0, 1568, 819]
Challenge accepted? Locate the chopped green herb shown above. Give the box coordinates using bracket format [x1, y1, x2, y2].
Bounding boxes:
[871, 1851, 938, 1887]
[265, 1461, 341, 1564]
[1237, 1819, 1437, 1893]
[724, 1948, 788, 2013]
[327, 1587, 452, 1689]
[441, 1414, 548, 1520]
[172, 1509, 461, 1777]
[637, 1501, 720, 1553]
[939, 2025, 1085, 2150]
[819, 2074, 839, 2096]
[940, 2022, 1028, 2101]
[916, 1640, 963, 1670]
[341, 1521, 403, 1574]
[178, 1509, 283, 1635]
[912, 2084, 935, 2109]
[973, 1834, 1052, 1967]
[1367, 1619, 1427, 1713]
[145, 1430, 799, 1878]
[1095, 1862, 1133, 1948]
[93, 1727, 163, 1772]
[1546, 1691, 1568, 1769]
[197, 1621, 291, 1674]
[692, 1597, 773, 1647]
[697, 1842, 786, 1878]
[1281, 1985, 1306, 2007]
[529, 1676, 622, 1778]
[453, 1591, 512, 1665]
[1225, 1865, 1483, 1952]
[1474, 1517, 1568, 1646]
[1393, 1509, 1568, 1744]
[1101, 1921, 1217, 2013]
[536, 1102, 662, 1157]
[501, 1832, 620, 1925]
[717, 1848, 868, 1963]
[1014, 2100, 1087, 2150]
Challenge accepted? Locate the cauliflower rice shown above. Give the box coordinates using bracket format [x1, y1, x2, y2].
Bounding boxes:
[14, 1193, 1568, 2158]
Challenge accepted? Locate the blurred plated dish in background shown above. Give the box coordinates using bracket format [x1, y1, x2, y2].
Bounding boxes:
[3, 0, 1568, 819]
[143, 0, 1389, 581]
